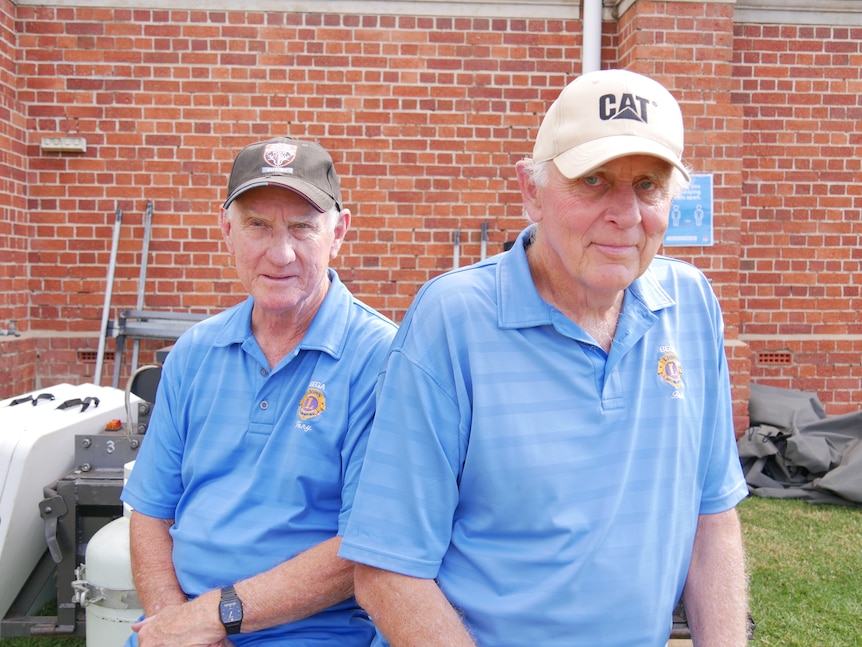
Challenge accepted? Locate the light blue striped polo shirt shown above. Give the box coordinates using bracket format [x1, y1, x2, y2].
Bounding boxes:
[340, 226, 747, 647]
[122, 269, 396, 646]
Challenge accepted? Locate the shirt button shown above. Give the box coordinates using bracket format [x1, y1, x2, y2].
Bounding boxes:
[259, 401, 268, 410]
[260, 368, 268, 376]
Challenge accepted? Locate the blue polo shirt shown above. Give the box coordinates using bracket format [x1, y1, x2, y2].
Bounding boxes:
[122, 270, 396, 646]
[339, 226, 747, 646]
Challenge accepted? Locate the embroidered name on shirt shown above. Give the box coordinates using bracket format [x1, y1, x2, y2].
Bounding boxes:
[298, 386, 326, 420]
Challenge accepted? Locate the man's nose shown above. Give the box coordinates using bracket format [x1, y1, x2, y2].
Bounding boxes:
[606, 185, 642, 226]
[268, 233, 297, 264]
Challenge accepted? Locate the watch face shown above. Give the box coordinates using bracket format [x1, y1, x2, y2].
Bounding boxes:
[220, 599, 242, 623]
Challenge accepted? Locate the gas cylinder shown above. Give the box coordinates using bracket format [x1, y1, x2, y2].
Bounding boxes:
[73, 461, 141, 646]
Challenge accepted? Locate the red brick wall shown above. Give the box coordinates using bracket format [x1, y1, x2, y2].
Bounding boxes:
[0, 0, 29, 396]
[734, 22, 862, 416]
[9, 7, 586, 389]
[16, 8, 582, 328]
[1, 1, 860, 432]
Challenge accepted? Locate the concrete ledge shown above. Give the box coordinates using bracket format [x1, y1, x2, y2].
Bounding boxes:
[735, 0, 862, 25]
[12, 0, 580, 20]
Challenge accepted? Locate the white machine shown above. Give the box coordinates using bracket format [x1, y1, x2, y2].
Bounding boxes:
[0, 383, 143, 638]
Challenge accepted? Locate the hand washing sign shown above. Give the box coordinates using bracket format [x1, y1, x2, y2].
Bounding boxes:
[663, 173, 713, 247]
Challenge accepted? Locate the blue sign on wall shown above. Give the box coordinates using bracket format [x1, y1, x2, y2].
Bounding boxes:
[663, 173, 713, 247]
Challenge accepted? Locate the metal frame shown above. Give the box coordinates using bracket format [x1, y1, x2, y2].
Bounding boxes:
[108, 309, 208, 388]
[1, 434, 144, 638]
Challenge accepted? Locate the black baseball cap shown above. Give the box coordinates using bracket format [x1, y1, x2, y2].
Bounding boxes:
[223, 137, 342, 212]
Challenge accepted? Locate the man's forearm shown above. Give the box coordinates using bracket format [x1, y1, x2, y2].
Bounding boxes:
[682, 508, 749, 646]
[354, 563, 476, 647]
[130, 511, 187, 616]
[131, 533, 356, 646]
[230, 536, 354, 632]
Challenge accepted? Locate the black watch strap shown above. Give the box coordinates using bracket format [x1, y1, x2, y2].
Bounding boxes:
[219, 585, 243, 635]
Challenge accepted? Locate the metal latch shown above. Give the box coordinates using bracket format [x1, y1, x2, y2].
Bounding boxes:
[9, 392, 55, 406]
[57, 396, 100, 412]
[39, 493, 68, 563]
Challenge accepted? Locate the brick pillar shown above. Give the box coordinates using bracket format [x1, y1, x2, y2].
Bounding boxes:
[613, 0, 750, 433]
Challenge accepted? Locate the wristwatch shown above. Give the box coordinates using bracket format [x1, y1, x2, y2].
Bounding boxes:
[219, 585, 243, 635]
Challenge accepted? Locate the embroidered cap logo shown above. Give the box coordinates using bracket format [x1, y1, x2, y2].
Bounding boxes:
[598, 93, 652, 124]
[263, 142, 297, 170]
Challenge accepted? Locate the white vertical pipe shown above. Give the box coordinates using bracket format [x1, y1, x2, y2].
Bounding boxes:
[582, 0, 603, 74]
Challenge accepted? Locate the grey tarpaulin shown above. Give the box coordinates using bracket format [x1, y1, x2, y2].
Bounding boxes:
[737, 383, 862, 507]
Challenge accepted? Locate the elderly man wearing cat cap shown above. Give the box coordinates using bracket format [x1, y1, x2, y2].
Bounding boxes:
[340, 70, 749, 646]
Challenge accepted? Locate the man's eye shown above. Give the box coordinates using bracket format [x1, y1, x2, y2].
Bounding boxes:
[583, 175, 601, 186]
[638, 179, 656, 191]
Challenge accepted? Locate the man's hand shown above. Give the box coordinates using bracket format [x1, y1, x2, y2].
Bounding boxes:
[132, 591, 226, 647]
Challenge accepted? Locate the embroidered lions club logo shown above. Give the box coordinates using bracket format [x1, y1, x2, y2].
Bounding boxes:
[657, 352, 684, 390]
[298, 386, 326, 420]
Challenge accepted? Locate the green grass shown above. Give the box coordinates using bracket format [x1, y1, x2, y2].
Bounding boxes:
[738, 496, 862, 646]
[2, 496, 859, 646]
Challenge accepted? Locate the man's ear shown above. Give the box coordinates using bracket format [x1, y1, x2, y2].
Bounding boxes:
[515, 161, 543, 223]
[220, 206, 235, 255]
[330, 209, 351, 259]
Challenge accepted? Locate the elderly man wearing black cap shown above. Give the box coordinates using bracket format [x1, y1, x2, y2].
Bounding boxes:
[339, 70, 749, 646]
[121, 137, 396, 647]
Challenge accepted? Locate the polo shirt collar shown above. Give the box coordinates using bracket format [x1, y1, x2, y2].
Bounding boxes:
[212, 268, 351, 360]
[300, 269, 352, 359]
[497, 225, 675, 330]
[497, 225, 551, 329]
